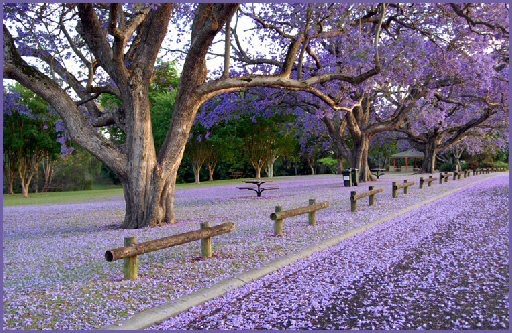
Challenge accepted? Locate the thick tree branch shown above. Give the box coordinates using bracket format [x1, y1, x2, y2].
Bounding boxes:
[125, 4, 174, 77]
[77, 4, 125, 81]
[3, 24, 128, 180]
[222, 14, 232, 79]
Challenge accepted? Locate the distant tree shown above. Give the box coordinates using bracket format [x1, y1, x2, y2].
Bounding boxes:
[3, 84, 61, 197]
[185, 126, 210, 184]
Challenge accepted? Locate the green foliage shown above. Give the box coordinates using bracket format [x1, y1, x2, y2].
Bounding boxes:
[369, 140, 398, 168]
[439, 163, 454, 172]
[151, 60, 180, 93]
[97, 61, 180, 153]
[3, 84, 62, 194]
[150, 61, 180, 153]
[4, 84, 61, 159]
[318, 157, 338, 174]
[494, 160, 509, 169]
[495, 149, 509, 163]
[150, 89, 177, 153]
[51, 147, 103, 191]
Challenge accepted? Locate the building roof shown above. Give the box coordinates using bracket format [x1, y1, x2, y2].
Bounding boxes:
[390, 149, 425, 159]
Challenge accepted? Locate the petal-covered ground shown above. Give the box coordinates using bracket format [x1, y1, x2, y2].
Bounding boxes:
[151, 175, 509, 330]
[2, 172, 508, 329]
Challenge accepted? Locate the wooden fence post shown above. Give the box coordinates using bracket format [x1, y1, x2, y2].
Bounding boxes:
[428, 176, 433, 187]
[200, 222, 213, 258]
[368, 186, 375, 206]
[419, 177, 424, 189]
[274, 206, 284, 236]
[392, 182, 398, 198]
[308, 199, 317, 225]
[350, 191, 357, 212]
[403, 180, 409, 194]
[439, 173, 443, 184]
[124, 236, 138, 280]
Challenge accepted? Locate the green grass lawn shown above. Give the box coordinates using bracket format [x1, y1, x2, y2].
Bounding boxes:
[3, 188, 125, 207]
[2, 177, 274, 207]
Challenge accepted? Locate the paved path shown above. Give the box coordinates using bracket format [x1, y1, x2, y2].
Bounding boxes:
[150, 175, 509, 330]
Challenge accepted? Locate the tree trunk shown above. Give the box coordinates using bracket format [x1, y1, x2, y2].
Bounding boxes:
[4, 161, 15, 195]
[207, 163, 215, 181]
[323, 117, 350, 175]
[351, 134, 374, 182]
[337, 158, 343, 174]
[120, 82, 161, 229]
[193, 163, 202, 184]
[21, 181, 29, 198]
[255, 166, 262, 179]
[42, 156, 53, 192]
[422, 138, 438, 174]
[18, 158, 37, 198]
[8, 179, 14, 195]
[34, 167, 39, 193]
[266, 156, 277, 178]
[453, 147, 463, 172]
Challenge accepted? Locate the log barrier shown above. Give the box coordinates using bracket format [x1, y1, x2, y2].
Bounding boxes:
[453, 171, 464, 180]
[270, 199, 330, 236]
[392, 180, 415, 198]
[350, 186, 384, 212]
[419, 176, 437, 189]
[439, 172, 451, 184]
[105, 222, 235, 280]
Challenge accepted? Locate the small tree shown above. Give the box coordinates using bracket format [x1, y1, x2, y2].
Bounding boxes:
[3, 85, 61, 197]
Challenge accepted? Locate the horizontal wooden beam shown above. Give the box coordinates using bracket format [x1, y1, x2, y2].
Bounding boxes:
[270, 202, 330, 220]
[105, 222, 235, 261]
[394, 181, 415, 189]
[352, 188, 384, 201]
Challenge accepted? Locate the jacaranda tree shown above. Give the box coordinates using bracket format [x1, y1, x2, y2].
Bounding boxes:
[4, 3, 388, 228]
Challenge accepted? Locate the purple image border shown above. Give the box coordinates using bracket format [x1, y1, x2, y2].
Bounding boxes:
[0, 1, 510, 332]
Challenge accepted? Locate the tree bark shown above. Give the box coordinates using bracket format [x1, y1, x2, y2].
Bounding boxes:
[351, 134, 374, 182]
[422, 137, 440, 174]
[18, 156, 38, 198]
[4, 158, 16, 195]
[193, 163, 202, 184]
[336, 158, 343, 174]
[255, 166, 262, 179]
[307, 158, 315, 175]
[42, 156, 53, 192]
[107, 222, 235, 261]
[265, 156, 277, 178]
[207, 163, 215, 181]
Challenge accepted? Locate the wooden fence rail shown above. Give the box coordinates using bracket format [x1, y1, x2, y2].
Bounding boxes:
[105, 222, 235, 280]
[439, 172, 452, 184]
[270, 199, 329, 236]
[392, 180, 415, 198]
[350, 186, 384, 212]
[419, 176, 437, 189]
[453, 171, 465, 180]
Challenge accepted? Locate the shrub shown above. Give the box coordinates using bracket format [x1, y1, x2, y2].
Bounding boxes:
[494, 160, 509, 170]
[318, 157, 338, 174]
[439, 163, 454, 172]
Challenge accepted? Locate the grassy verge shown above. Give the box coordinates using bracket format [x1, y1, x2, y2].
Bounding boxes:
[3, 188, 124, 207]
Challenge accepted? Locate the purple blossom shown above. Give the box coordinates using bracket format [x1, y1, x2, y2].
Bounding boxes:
[3, 173, 508, 329]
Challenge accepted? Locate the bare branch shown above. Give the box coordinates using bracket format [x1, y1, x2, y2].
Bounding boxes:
[222, 13, 232, 79]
